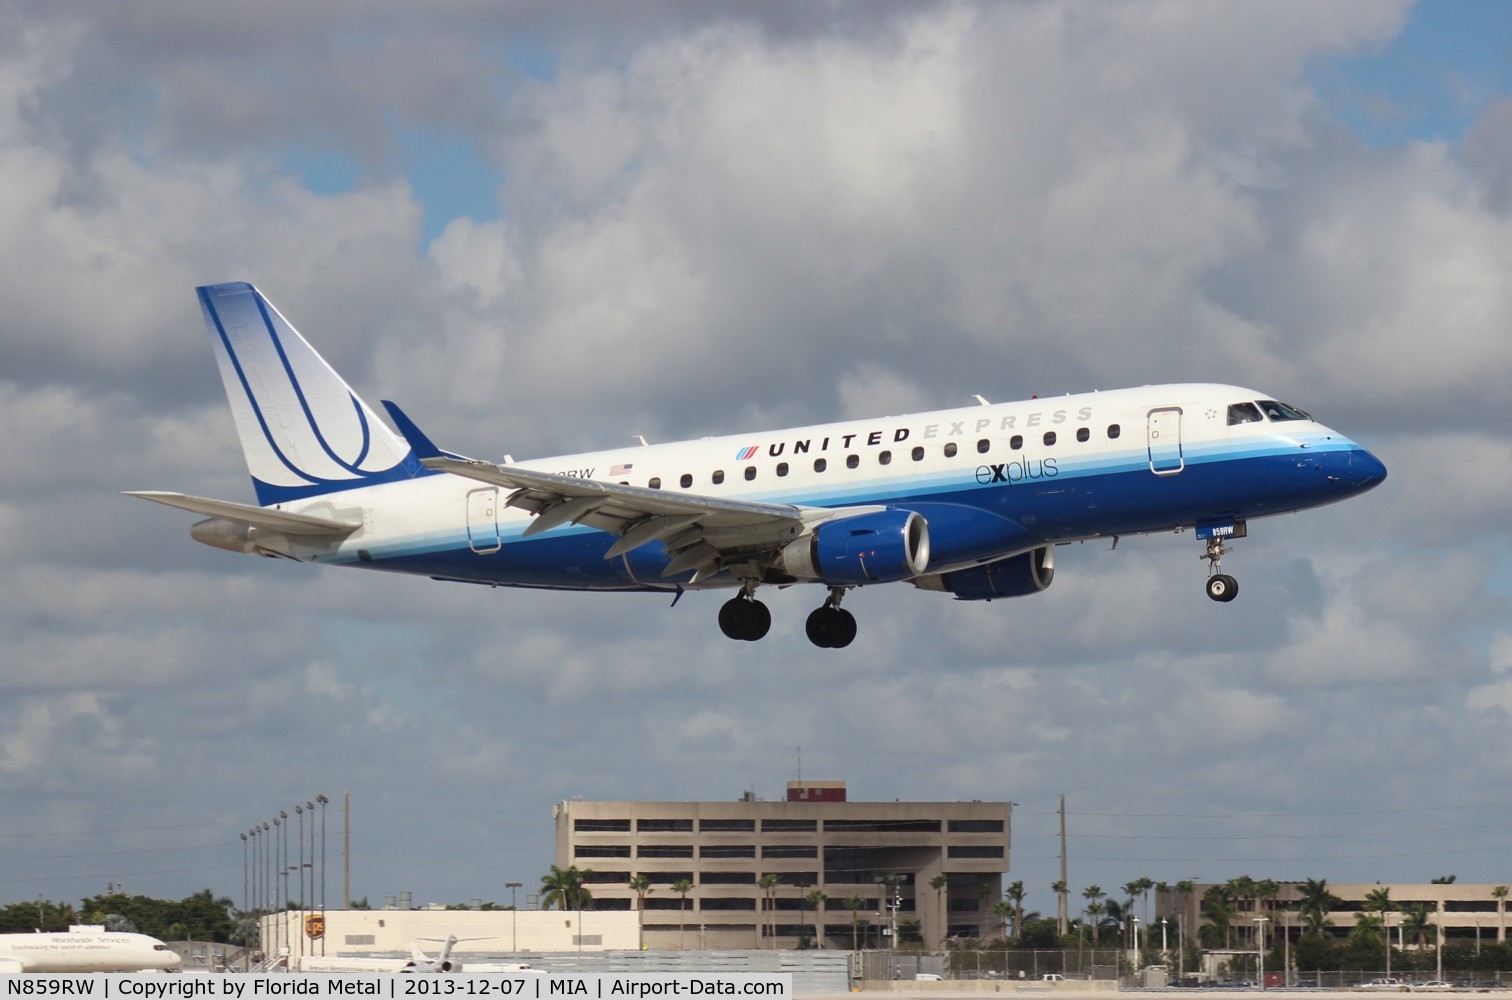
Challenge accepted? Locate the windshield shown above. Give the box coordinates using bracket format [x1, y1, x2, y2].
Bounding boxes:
[1227, 402, 1264, 425]
[1256, 400, 1311, 421]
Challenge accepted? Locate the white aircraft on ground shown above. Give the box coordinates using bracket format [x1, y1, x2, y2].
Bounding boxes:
[0, 926, 182, 973]
[298, 935, 542, 974]
[130, 283, 1387, 648]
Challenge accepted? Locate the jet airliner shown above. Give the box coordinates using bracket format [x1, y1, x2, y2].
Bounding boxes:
[0, 927, 181, 973]
[130, 283, 1387, 648]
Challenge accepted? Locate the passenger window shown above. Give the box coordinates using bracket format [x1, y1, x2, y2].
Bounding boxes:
[814, 458, 827, 473]
[776, 463, 789, 477]
[1108, 424, 1121, 439]
[1043, 431, 1056, 446]
[911, 446, 925, 461]
[944, 443, 957, 458]
[744, 466, 756, 481]
[879, 450, 891, 466]
[1010, 435, 1023, 450]
[977, 438, 990, 454]
[712, 470, 725, 485]
[846, 454, 859, 469]
[680, 474, 692, 489]
[1228, 402, 1264, 425]
[1076, 427, 1089, 442]
[649, 477, 661, 489]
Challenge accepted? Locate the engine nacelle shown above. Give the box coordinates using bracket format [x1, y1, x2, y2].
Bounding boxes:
[912, 546, 1054, 601]
[778, 509, 930, 585]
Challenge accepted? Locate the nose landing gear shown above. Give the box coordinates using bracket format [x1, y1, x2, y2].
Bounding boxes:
[1201, 536, 1239, 603]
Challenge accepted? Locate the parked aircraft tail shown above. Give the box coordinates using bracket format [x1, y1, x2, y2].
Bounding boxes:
[196, 281, 424, 505]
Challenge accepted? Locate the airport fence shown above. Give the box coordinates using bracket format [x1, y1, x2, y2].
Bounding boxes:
[854, 948, 1125, 982]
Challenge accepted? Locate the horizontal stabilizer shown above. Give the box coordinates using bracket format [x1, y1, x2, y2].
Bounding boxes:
[124, 491, 360, 535]
[381, 400, 472, 462]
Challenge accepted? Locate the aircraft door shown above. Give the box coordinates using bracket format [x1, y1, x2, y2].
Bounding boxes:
[1147, 407, 1184, 475]
[466, 487, 501, 554]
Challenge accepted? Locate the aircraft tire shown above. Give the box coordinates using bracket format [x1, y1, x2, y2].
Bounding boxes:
[830, 608, 857, 648]
[719, 596, 772, 641]
[806, 606, 856, 648]
[1205, 574, 1239, 603]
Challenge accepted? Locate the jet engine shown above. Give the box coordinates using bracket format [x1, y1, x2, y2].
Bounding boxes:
[911, 546, 1054, 600]
[777, 508, 929, 585]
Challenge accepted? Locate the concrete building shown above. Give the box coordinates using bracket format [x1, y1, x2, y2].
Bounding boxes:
[1166, 881, 1512, 947]
[554, 781, 1012, 950]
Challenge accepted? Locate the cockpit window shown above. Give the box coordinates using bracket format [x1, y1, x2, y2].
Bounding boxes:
[1257, 399, 1310, 421]
[1227, 402, 1264, 425]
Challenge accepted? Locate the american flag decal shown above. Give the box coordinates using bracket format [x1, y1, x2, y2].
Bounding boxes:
[610, 463, 634, 477]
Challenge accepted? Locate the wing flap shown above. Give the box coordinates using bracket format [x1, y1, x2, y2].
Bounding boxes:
[124, 491, 360, 535]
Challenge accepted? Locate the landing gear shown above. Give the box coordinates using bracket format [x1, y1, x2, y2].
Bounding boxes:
[1201, 536, 1240, 603]
[718, 593, 771, 641]
[805, 588, 857, 648]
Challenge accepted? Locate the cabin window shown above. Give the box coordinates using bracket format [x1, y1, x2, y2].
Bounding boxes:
[744, 466, 757, 481]
[1043, 431, 1056, 446]
[776, 462, 789, 477]
[1076, 427, 1090, 442]
[1258, 399, 1310, 421]
[944, 443, 957, 458]
[878, 450, 892, 466]
[1108, 424, 1121, 439]
[1228, 402, 1264, 425]
[911, 446, 925, 461]
[846, 454, 860, 469]
[814, 458, 827, 473]
[1010, 435, 1023, 450]
[649, 477, 661, 489]
[977, 438, 990, 454]
[712, 470, 725, 485]
[680, 474, 692, 488]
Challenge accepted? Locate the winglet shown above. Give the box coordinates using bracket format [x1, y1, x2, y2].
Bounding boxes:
[381, 400, 449, 461]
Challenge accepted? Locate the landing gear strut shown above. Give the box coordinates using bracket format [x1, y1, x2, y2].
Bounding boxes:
[805, 588, 857, 648]
[1201, 536, 1239, 603]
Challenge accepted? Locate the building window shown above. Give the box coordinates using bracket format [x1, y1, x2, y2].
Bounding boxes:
[575, 819, 631, 832]
[643, 898, 688, 910]
[701, 845, 756, 858]
[947, 820, 1005, 833]
[947, 845, 1004, 858]
[701, 897, 757, 911]
[637, 819, 693, 832]
[582, 870, 630, 883]
[700, 871, 757, 885]
[762, 819, 818, 832]
[590, 900, 630, 912]
[575, 845, 631, 858]
[645, 871, 694, 884]
[639, 845, 694, 858]
[700, 819, 755, 832]
[825, 819, 942, 833]
[761, 845, 818, 858]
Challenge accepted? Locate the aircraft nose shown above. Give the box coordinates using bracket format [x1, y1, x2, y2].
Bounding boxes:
[1327, 445, 1387, 493]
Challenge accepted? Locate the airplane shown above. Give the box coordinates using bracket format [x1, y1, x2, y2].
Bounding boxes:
[129, 282, 1387, 648]
[298, 935, 542, 974]
[0, 926, 182, 973]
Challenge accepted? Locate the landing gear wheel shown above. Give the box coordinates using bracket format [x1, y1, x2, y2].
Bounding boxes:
[718, 596, 771, 641]
[1205, 573, 1239, 603]
[805, 606, 857, 648]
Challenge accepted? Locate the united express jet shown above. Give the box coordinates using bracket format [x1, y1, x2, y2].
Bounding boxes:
[130, 283, 1387, 648]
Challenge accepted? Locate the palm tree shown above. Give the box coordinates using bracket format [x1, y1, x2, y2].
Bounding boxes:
[1053, 879, 1069, 938]
[1123, 881, 1142, 952]
[540, 865, 594, 912]
[628, 874, 652, 951]
[1083, 885, 1106, 945]
[1175, 880, 1195, 954]
[1298, 878, 1341, 936]
[844, 896, 865, 951]
[1400, 903, 1434, 949]
[1493, 886, 1508, 945]
[1364, 886, 1395, 975]
[805, 888, 826, 948]
[930, 875, 948, 946]
[1200, 884, 1237, 949]
[992, 901, 1013, 941]
[1004, 881, 1026, 942]
[758, 873, 781, 948]
[672, 879, 694, 950]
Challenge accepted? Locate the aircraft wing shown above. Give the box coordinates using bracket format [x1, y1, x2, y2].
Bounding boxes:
[123, 491, 361, 535]
[421, 456, 845, 580]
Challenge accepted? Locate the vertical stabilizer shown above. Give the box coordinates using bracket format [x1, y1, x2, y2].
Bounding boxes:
[197, 282, 421, 505]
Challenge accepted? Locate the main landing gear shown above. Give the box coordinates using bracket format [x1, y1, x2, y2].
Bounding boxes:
[717, 585, 858, 647]
[1201, 536, 1239, 603]
[805, 588, 857, 649]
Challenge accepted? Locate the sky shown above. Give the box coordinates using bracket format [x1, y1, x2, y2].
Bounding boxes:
[2, 0, 1511, 925]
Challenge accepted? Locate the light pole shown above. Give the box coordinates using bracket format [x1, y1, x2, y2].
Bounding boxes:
[1160, 917, 1168, 958]
[1132, 915, 1140, 978]
[1254, 916, 1269, 990]
[507, 883, 523, 952]
[316, 793, 328, 956]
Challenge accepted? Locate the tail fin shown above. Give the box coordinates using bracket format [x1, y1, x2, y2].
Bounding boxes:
[197, 282, 424, 505]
